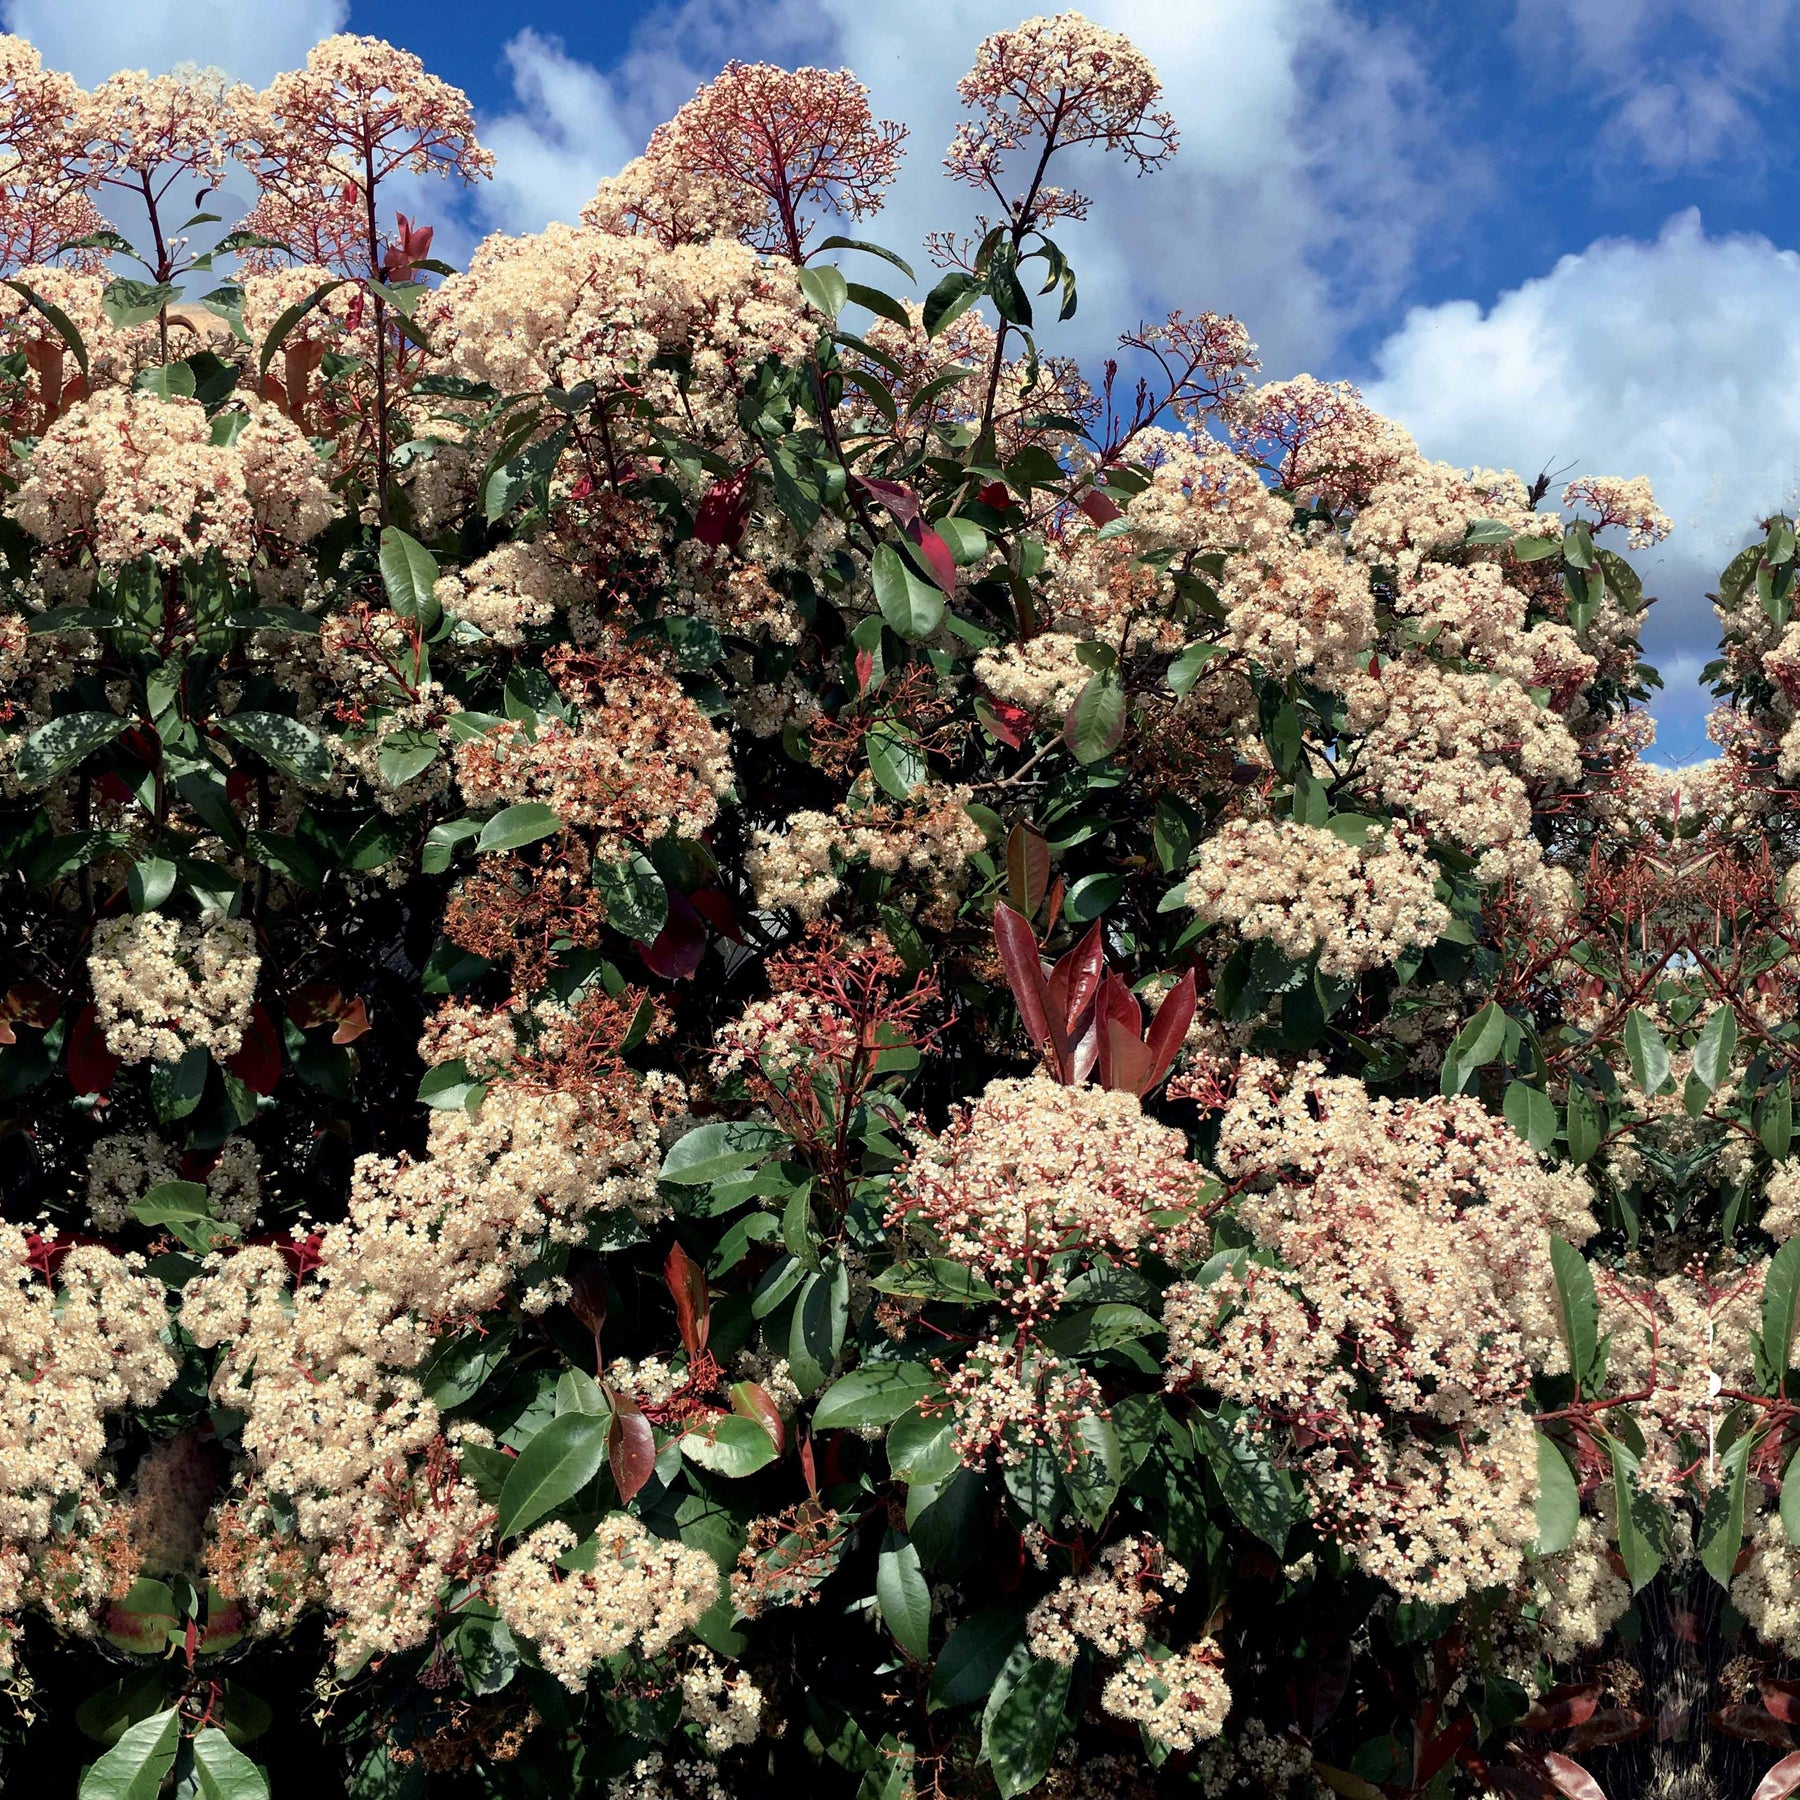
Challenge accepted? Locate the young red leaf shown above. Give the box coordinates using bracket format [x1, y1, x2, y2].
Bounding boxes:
[1093, 971, 1142, 1090]
[1077, 488, 1123, 525]
[67, 1003, 120, 1099]
[665, 1241, 711, 1357]
[1519, 1683, 1603, 1733]
[976, 698, 1030, 748]
[642, 891, 707, 980]
[1543, 1753, 1607, 1800]
[1004, 821, 1050, 920]
[1142, 967, 1198, 1093]
[731, 1380, 786, 1455]
[1416, 1717, 1473, 1787]
[225, 1003, 282, 1096]
[607, 1402, 657, 1505]
[910, 523, 957, 595]
[994, 903, 1066, 1076]
[853, 473, 920, 527]
[1102, 1017, 1155, 1095]
[1756, 1753, 1800, 1800]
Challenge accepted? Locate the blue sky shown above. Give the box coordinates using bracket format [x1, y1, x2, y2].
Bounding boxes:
[11, 0, 1800, 762]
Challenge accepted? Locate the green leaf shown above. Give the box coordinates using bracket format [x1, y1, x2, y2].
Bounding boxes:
[131, 1181, 212, 1226]
[1063, 1412, 1122, 1530]
[660, 1121, 786, 1186]
[592, 853, 668, 941]
[79, 1706, 180, 1800]
[923, 271, 983, 337]
[1783, 1450, 1800, 1545]
[872, 543, 945, 640]
[376, 728, 439, 789]
[876, 1529, 932, 1660]
[984, 1657, 1071, 1799]
[421, 817, 480, 874]
[1, 279, 88, 375]
[102, 278, 180, 328]
[1692, 1006, 1739, 1092]
[220, 712, 332, 787]
[1764, 1236, 1800, 1381]
[1064, 670, 1125, 764]
[1698, 1430, 1753, 1590]
[1765, 1078, 1796, 1161]
[886, 1408, 959, 1486]
[817, 235, 917, 280]
[128, 854, 178, 912]
[1167, 641, 1222, 697]
[1439, 1000, 1507, 1096]
[13, 711, 125, 785]
[1193, 1408, 1297, 1552]
[378, 527, 442, 634]
[257, 278, 346, 375]
[1566, 1085, 1603, 1166]
[681, 1413, 777, 1477]
[933, 516, 989, 564]
[797, 265, 849, 319]
[193, 1728, 271, 1800]
[1533, 1431, 1579, 1557]
[931, 1607, 1026, 1710]
[455, 1616, 520, 1696]
[813, 1362, 940, 1431]
[1605, 1435, 1664, 1592]
[1623, 1009, 1672, 1096]
[476, 802, 561, 854]
[418, 1059, 487, 1113]
[135, 361, 196, 400]
[1503, 1080, 1558, 1153]
[495, 1411, 610, 1538]
[1550, 1235, 1601, 1396]
[866, 726, 927, 799]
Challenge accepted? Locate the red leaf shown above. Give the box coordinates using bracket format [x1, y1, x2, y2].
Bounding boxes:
[689, 888, 743, 943]
[1046, 923, 1107, 1083]
[1756, 1752, 1800, 1800]
[1102, 1017, 1154, 1095]
[1142, 968, 1197, 1094]
[226, 1003, 282, 1096]
[1767, 1682, 1800, 1726]
[694, 468, 754, 549]
[1004, 821, 1050, 920]
[1715, 1705, 1796, 1748]
[994, 903, 1067, 1077]
[66, 1004, 119, 1099]
[1077, 489, 1123, 526]
[1564, 1707, 1651, 1750]
[665, 1241, 710, 1357]
[1543, 1753, 1607, 1800]
[976, 698, 1030, 748]
[853, 473, 919, 528]
[798, 1424, 818, 1498]
[977, 480, 1011, 510]
[1418, 1717, 1474, 1787]
[642, 890, 706, 980]
[731, 1380, 786, 1455]
[854, 647, 875, 694]
[1093, 971, 1142, 1090]
[909, 524, 957, 595]
[607, 1403, 657, 1505]
[1520, 1684, 1603, 1733]
[330, 998, 370, 1046]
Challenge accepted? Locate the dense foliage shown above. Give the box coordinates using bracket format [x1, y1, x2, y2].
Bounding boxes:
[0, 15, 1794, 1800]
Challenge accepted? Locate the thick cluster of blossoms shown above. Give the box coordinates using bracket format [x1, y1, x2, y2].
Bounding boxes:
[0, 14, 1769, 1800]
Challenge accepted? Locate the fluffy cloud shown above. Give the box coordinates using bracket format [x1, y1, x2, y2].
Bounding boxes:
[1510, 0, 1800, 174]
[0, 0, 346, 83]
[1365, 207, 1800, 759]
[475, 0, 1465, 373]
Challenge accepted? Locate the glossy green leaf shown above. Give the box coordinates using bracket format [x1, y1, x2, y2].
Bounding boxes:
[495, 1411, 610, 1538]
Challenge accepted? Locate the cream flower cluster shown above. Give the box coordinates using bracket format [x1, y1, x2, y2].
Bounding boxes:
[1099, 1644, 1231, 1752]
[87, 1131, 260, 1232]
[1184, 817, 1449, 978]
[1164, 1058, 1597, 1602]
[11, 391, 333, 567]
[494, 1518, 718, 1691]
[1025, 1536, 1187, 1663]
[894, 1074, 1210, 1315]
[87, 913, 259, 1065]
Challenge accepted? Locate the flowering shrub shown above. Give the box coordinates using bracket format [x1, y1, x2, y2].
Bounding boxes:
[0, 16, 1785, 1800]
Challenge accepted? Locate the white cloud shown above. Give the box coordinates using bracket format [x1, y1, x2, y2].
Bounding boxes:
[472, 31, 638, 234]
[1364, 208, 1800, 758]
[1510, 0, 1800, 174]
[475, 0, 1464, 373]
[0, 0, 346, 84]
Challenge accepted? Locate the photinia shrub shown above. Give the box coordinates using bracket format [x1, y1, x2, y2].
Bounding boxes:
[0, 14, 1782, 1800]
